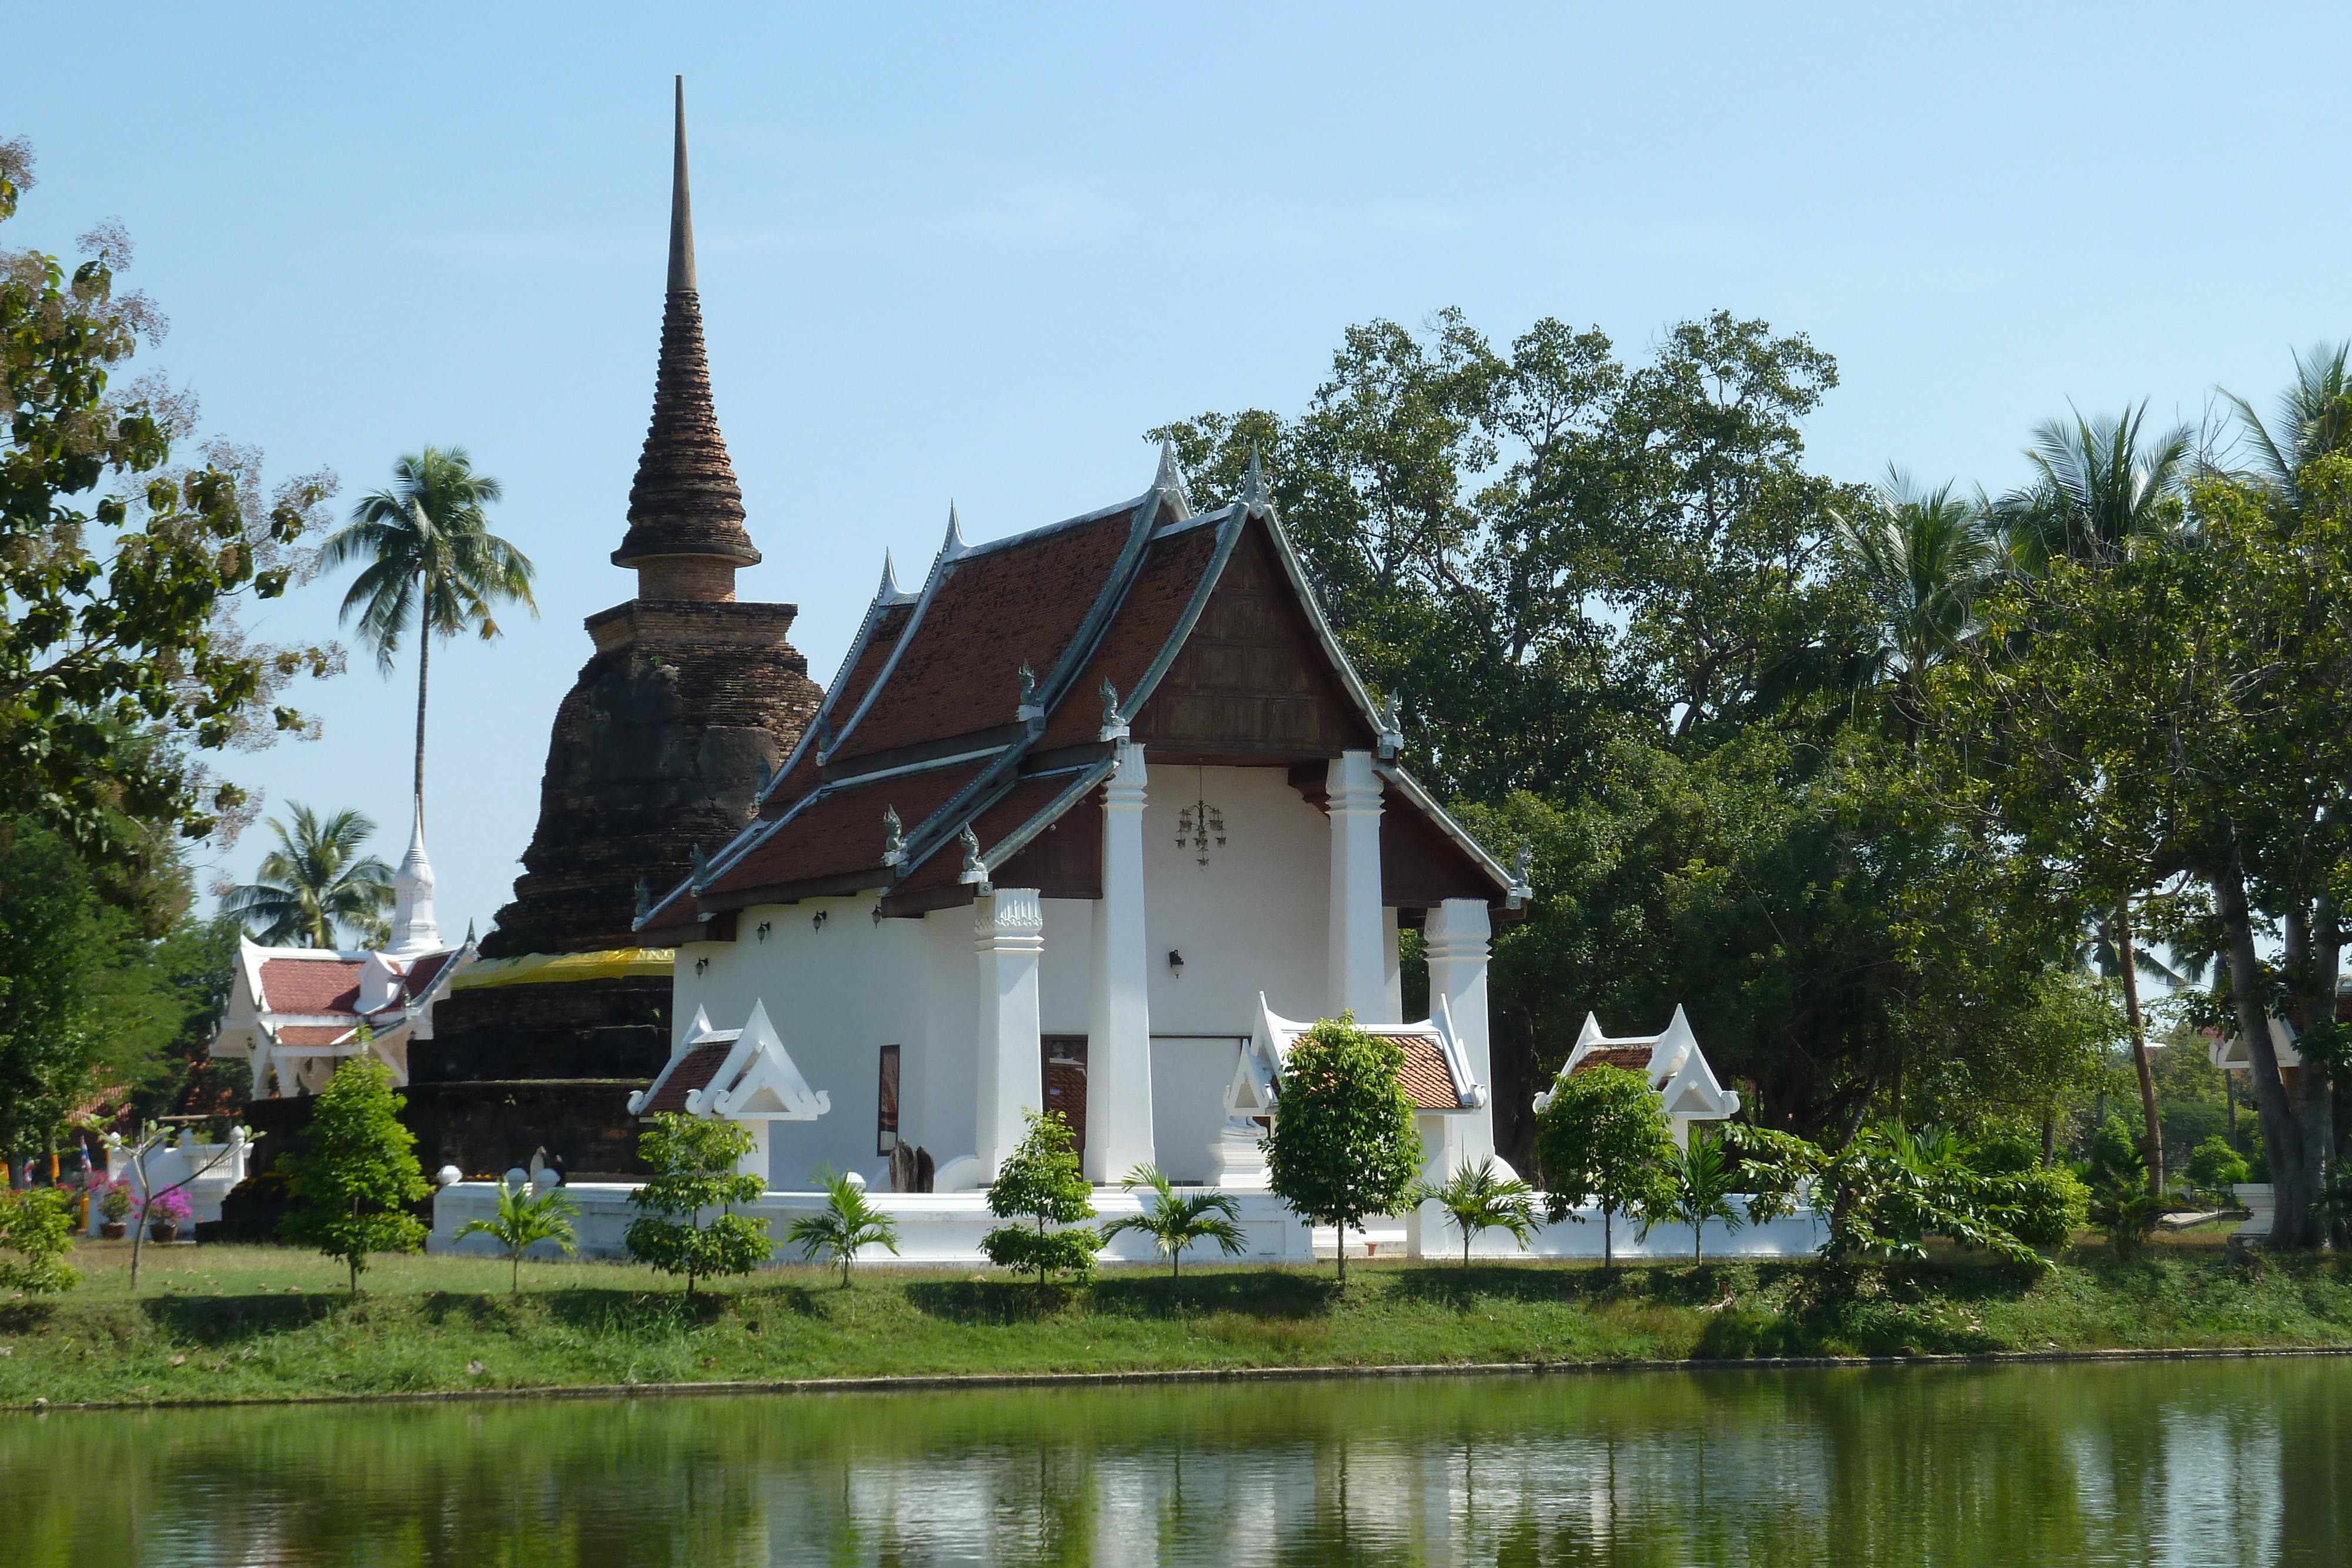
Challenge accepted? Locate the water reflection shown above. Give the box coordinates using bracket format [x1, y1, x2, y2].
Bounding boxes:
[4, 1361, 2344, 1566]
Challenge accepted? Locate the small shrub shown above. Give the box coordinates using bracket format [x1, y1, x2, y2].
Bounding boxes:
[278, 1057, 432, 1292]
[95, 1178, 133, 1224]
[625, 1114, 771, 1298]
[1535, 1063, 1673, 1268]
[787, 1169, 900, 1286]
[0, 1187, 78, 1293]
[1265, 1013, 1424, 1285]
[454, 1179, 580, 1295]
[1416, 1156, 1539, 1265]
[1102, 1164, 1247, 1276]
[2183, 1135, 2250, 1207]
[981, 1110, 1098, 1288]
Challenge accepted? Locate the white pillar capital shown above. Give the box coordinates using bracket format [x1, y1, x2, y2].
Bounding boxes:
[974, 887, 1045, 1178]
[1328, 750, 1388, 1021]
[1087, 743, 1154, 1182]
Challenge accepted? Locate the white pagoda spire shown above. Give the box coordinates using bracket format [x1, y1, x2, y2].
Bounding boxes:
[387, 802, 442, 956]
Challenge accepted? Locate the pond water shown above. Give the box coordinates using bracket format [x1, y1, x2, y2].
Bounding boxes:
[5, 1360, 2346, 1566]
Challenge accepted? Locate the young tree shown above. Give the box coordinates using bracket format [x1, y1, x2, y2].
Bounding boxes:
[323, 447, 534, 823]
[1264, 1014, 1424, 1285]
[1534, 1062, 1672, 1268]
[1416, 1156, 1538, 1266]
[624, 1114, 770, 1298]
[453, 1177, 579, 1295]
[1655, 1131, 1746, 1263]
[980, 1110, 1098, 1290]
[1101, 1164, 1247, 1277]
[0, 1186, 78, 1293]
[218, 804, 393, 948]
[278, 1058, 430, 1292]
[786, 1169, 900, 1288]
[2183, 1135, 2250, 1208]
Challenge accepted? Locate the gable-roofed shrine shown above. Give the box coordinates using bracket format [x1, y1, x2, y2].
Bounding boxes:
[397, 80, 821, 1178]
[637, 447, 1530, 1198]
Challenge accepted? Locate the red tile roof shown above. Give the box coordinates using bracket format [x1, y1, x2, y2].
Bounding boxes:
[1037, 521, 1223, 750]
[402, 952, 451, 997]
[700, 760, 990, 903]
[830, 507, 1140, 764]
[1396, 1032, 1467, 1111]
[889, 770, 1098, 899]
[257, 958, 363, 1017]
[273, 1024, 358, 1047]
[1571, 1047, 1655, 1079]
[641, 1042, 734, 1115]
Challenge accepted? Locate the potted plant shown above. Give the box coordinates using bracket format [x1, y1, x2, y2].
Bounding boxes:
[142, 1186, 193, 1244]
[96, 1178, 132, 1240]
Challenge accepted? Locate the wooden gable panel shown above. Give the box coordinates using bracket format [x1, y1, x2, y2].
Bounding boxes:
[1381, 799, 1501, 910]
[991, 799, 1104, 900]
[1130, 523, 1378, 763]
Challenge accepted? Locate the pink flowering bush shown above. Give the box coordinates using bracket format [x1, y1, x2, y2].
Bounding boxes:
[138, 1188, 194, 1225]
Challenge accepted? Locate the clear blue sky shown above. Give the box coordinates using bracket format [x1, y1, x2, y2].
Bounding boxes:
[8, 4, 2344, 937]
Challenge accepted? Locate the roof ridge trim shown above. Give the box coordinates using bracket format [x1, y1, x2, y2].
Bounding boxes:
[1114, 507, 1250, 724]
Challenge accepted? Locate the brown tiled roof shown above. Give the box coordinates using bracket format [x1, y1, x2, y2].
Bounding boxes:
[1037, 520, 1224, 750]
[890, 771, 1093, 899]
[1396, 1032, 1467, 1111]
[701, 760, 990, 903]
[831, 507, 1140, 764]
[273, 1024, 358, 1047]
[641, 1042, 734, 1115]
[402, 952, 451, 997]
[257, 958, 363, 1017]
[1571, 1047, 1655, 1079]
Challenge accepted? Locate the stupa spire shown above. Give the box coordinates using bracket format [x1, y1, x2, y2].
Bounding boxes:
[387, 801, 442, 957]
[613, 76, 760, 596]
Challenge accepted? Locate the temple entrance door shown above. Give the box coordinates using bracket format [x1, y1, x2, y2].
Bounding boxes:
[1044, 1036, 1088, 1157]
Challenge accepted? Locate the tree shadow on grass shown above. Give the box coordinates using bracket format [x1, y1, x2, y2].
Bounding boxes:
[1385, 1260, 1805, 1311]
[905, 1269, 1342, 1326]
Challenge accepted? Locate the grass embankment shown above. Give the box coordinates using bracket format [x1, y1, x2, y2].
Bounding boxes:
[5, 1224, 2346, 1408]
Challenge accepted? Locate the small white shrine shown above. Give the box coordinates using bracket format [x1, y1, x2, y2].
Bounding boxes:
[209, 812, 476, 1095]
[1536, 1006, 1743, 1147]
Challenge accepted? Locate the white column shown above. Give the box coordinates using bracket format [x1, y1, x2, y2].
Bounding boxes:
[1426, 897, 1496, 1171]
[1327, 750, 1387, 1020]
[1085, 741, 1154, 1184]
[1382, 907, 1404, 1025]
[974, 886, 1046, 1179]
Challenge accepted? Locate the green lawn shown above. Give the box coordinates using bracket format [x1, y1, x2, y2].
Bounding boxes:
[4, 1232, 2347, 1409]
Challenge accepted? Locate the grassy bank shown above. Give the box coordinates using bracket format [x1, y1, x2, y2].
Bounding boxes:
[5, 1226, 2347, 1409]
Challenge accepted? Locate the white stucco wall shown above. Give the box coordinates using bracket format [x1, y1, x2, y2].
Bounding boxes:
[1142, 764, 1333, 1034]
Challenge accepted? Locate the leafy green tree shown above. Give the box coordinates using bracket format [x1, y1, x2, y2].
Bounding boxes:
[2085, 1121, 2163, 1255]
[278, 1057, 430, 1291]
[2183, 1135, 2251, 1207]
[1101, 1164, 1247, 1277]
[323, 447, 534, 817]
[624, 1113, 770, 1298]
[1655, 1131, 1746, 1263]
[1534, 1062, 1672, 1268]
[1732, 1121, 2049, 1269]
[0, 138, 337, 875]
[1415, 1156, 1538, 1265]
[786, 1169, 900, 1287]
[1264, 1014, 1424, 1285]
[219, 804, 393, 948]
[453, 1178, 579, 1295]
[0, 1186, 78, 1293]
[981, 1110, 1099, 1289]
[0, 826, 105, 1168]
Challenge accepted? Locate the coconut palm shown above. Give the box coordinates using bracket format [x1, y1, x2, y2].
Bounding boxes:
[1653, 1131, 1746, 1263]
[1993, 403, 2196, 571]
[453, 1178, 580, 1295]
[322, 447, 535, 821]
[2224, 340, 2352, 509]
[1831, 467, 1997, 726]
[219, 805, 394, 948]
[1101, 1165, 1248, 1277]
[786, 1169, 901, 1287]
[1415, 1156, 1539, 1265]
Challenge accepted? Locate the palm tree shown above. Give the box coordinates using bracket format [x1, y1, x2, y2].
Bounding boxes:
[1101, 1165, 1248, 1277]
[322, 447, 535, 822]
[220, 805, 394, 948]
[786, 1170, 901, 1286]
[1830, 467, 1997, 728]
[1655, 1132, 1746, 1263]
[1992, 403, 2195, 571]
[1416, 1156, 1539, 1265]
[453, 1178, 580, 1295]
[2224, 340, 2352, 509]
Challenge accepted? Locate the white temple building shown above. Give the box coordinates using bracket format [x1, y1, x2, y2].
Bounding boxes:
[633, 454, 1528, 1193]
[1535, 1007, 1743, 1148]
[209, 810, 476, 1096]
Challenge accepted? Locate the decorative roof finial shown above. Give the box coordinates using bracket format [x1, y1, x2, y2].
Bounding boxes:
[943, 500, 966, 557]
[1152, 437, 1194, 520]
[668, 75, 696, 295]
[1241, 443, 1272, 517]
[958, 824, 987, 886]
[689, 843, 709, 884]
[1508, 844, 1534, 911]
[1016, 660, 1041, 722]
[812, 711, 834, 764]
[878, 549, 900, 600]
[634, 877, 652, 920]
[882, 805, 905, 866]
[1376, 693, 1404, 759]
[754, 754, 773, 793]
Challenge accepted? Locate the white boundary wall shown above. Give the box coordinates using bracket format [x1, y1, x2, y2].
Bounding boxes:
[432, 1183, 1829, 1269]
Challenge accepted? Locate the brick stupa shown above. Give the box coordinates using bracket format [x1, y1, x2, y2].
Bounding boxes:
[402, 80, 822, 1176]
